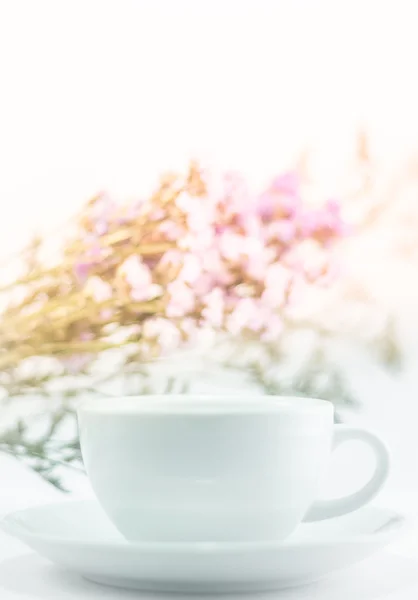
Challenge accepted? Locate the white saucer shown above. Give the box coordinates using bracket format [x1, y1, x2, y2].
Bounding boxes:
[0, 500, 406, 593]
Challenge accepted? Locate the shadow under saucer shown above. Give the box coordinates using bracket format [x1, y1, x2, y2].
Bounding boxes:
[0, 551, 417, 600]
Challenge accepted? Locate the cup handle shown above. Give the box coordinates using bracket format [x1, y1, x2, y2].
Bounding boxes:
[304, 425, 390, 522]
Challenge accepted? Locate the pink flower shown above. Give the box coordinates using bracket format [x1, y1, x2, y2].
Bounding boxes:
[202, 287, 225, 328]
[125, 199, 145, 220]
[74, 262, 92, 283]
[262, 264, 292, 308]
[325, 200, 347, 236]
[74, 240, 106, 283]
[146, 207, 165, 221]
[298, 247, 329, 280]
[227, 298, 265, 335]
[261, 313, 283, 341]
[257, 172, 301, 220]
[142, 317, 181, 353]
[84, 239, 104, 260]
[222, 171, 248, 198]
[179, 228, 214, 254]
[297, 212, 316, 237]
[193, 273, 214, 296]
[120, 255, 151, 288]
[176, 192, 215, 234]
[61, 353, 91, 374]
[267, 220, 297, 244]
[219, 232, 246, 261]
[73, 168, 345, 354]
[175, 191, 196, 213]
[271, 172, 300, 197]
[314, 260, 341, 285]
[87, 192, 117, 234]
[299, 201, 346, 240]
[84, 276, 112, 302]
[79, 331, 94, 342]
[138, 284, 163, 301]
[300, 249, 340, 285]
[179, 254, 202, 284]
[201, 247, 224, 274]
[244, 237, 276, 281]
[159, 220, 184, 240]
[100, 308, 113, 320]
[65, 356, 90, 373]
[326, 198, 340, 214]
[119, 255, 162, 301]
[159, 249, 183, 267]
[166, 280, 196, 317]
[239, 212, 262, 237]
[220, 172, 251, 215]
[90, 192, 115, 217]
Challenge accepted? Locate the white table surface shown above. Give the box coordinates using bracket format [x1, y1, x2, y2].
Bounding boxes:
[1, 454, 418, 600]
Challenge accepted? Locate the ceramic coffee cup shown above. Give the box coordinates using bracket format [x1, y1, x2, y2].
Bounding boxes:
[77, 395, 390, 542]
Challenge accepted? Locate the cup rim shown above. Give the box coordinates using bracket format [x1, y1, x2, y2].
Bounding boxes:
[77, 395, 334, 416]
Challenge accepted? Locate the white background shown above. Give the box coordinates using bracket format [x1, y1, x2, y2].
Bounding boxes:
[1, 0, 418, 252]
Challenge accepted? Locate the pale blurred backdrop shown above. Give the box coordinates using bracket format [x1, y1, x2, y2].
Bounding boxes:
[1, 0, 418, 247]
[1, 0, 418, 509]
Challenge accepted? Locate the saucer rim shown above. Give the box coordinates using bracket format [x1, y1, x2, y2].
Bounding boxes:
[78, 394, 334, 416]
[0, 500, 408, 552]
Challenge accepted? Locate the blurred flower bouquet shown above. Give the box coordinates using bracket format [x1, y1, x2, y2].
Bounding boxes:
[0, 163, 349, 488]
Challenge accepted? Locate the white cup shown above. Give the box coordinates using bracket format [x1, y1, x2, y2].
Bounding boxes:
[77, 395, 390, 542]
